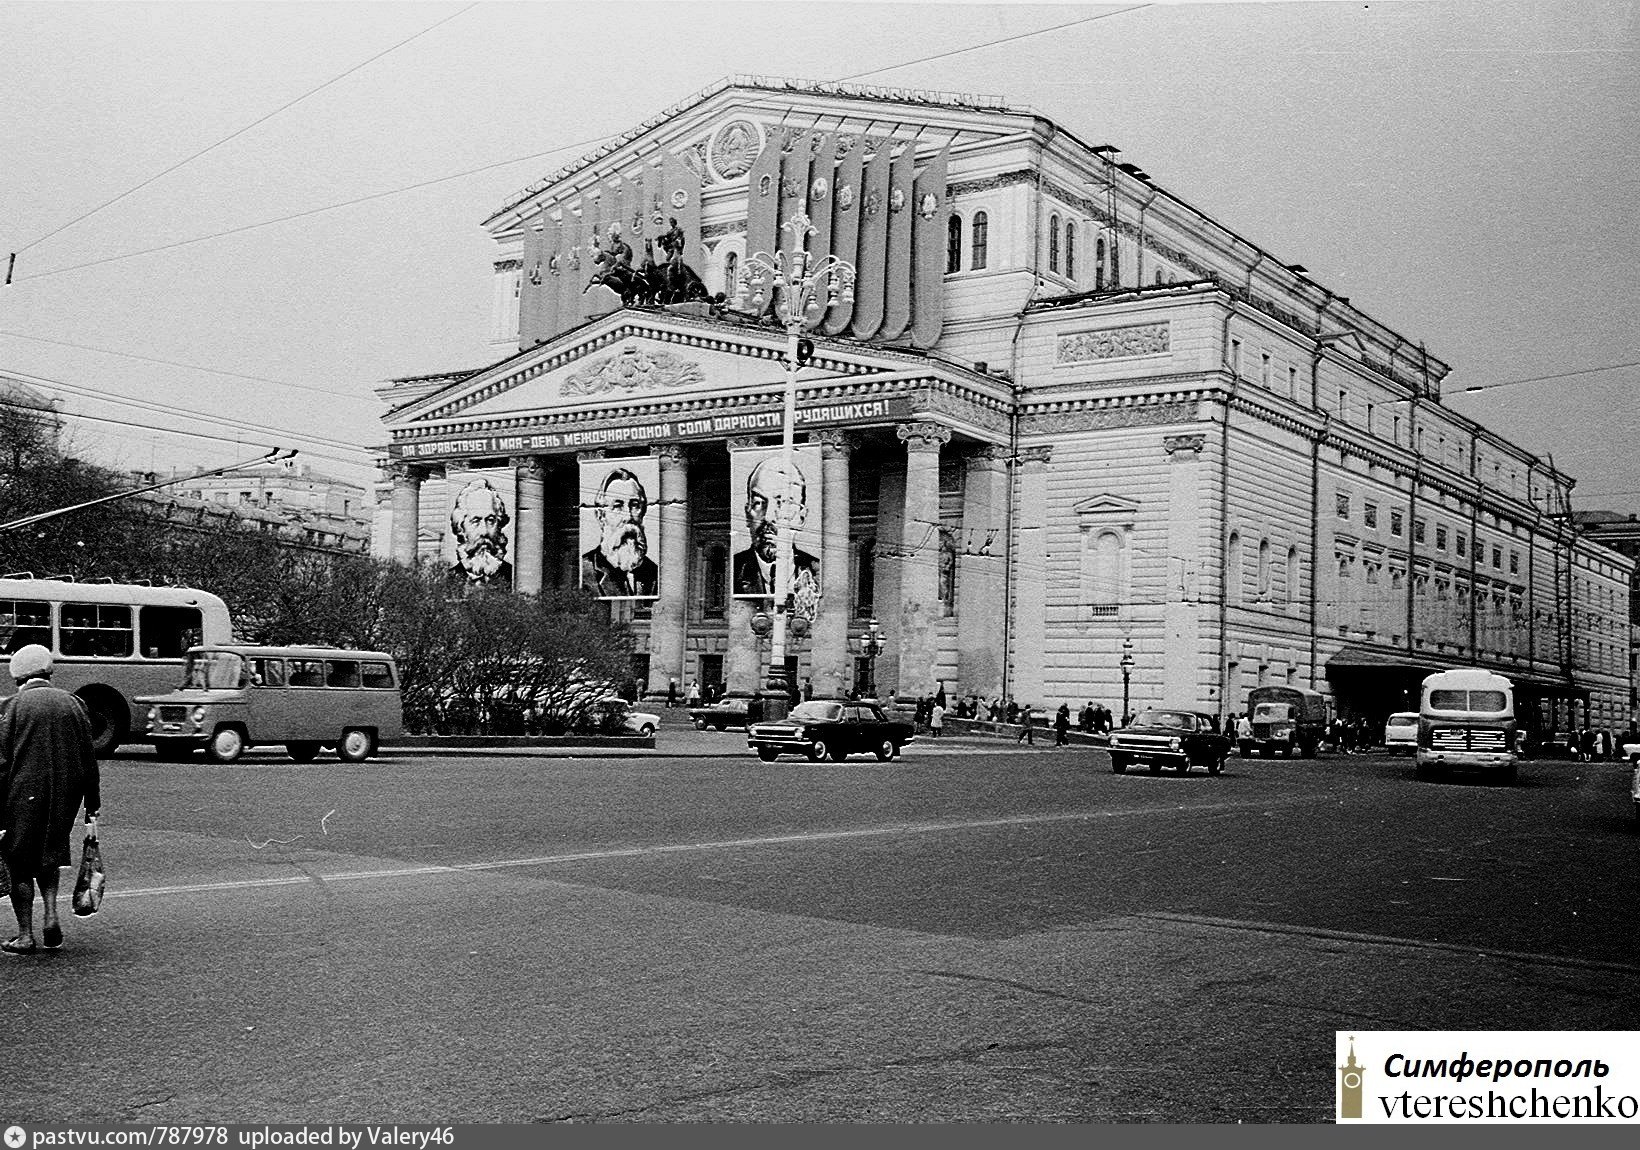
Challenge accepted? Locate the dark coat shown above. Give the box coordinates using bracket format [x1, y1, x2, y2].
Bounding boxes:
[581, 547, 658, 597]
[0, 680, 101, 873]
[732, 546, 819, 596]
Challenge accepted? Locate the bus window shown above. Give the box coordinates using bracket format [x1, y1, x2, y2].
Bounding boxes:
[138, 605, 205, 659]
[247, 658, 287, 687]
[361, 662, 395, 689]
[326, 660, 361, 688]
[0, 599, 51, 653]
[60, 603, 133, 658]
[288, 660, 324, 688]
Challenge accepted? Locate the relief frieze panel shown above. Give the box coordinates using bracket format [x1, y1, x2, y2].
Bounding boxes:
[563, 342, 706, 396]
[1020, 400, 1198, 436]
[912, 386, 1009, 434]
[1056, 322, 1171, 364]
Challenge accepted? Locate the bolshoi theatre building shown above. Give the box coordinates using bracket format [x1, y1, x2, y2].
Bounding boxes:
[372, 77, 1634, 730]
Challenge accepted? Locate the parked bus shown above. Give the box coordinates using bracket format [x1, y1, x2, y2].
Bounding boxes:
[139, 644, 402, 763]
[1416, 667, 1519, 782]
[0, 577, 234, 754]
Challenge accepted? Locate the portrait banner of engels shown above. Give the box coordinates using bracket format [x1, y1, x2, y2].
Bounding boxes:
[578, 455, 661, 600]
[729, 444, 822, 618]
[444, 468, 516, 590]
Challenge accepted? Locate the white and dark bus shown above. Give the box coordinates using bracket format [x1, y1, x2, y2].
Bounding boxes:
[0, 577, 234, 754]
[1416, 667, 1519, 783]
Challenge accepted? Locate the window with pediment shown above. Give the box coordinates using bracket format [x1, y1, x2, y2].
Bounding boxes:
[1075, 495, 1136, 622]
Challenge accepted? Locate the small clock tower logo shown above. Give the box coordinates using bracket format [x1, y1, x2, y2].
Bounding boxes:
[1339, 1036, 1364, 1120]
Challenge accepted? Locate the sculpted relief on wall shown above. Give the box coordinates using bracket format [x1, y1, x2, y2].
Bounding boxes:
[562, 342, 706, 397]
[1056, 322, 1171, 365]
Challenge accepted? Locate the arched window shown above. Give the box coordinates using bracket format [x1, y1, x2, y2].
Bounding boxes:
[946, 214, 962, 274]
[1227, 531, 1242, 605]
[1285, 546, 1300, 608]
[1091, 531, 1122, 608]
[855, 539, 876, 617]
[1095, 236, 1106, 289]
[723, 251, 739, 299]
[938, 532, 958, 616]
[703, 545, 727, 619]
[1257, 538, 1272, 598]
[1047, 213, 1060, 273]
[1064, 222, 1076, 279]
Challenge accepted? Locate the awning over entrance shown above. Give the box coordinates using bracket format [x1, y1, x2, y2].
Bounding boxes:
[1325, 645, 1588, 699]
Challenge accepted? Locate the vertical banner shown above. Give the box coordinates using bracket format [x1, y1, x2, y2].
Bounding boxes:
[801, 132, 837, 332]
[743, 125, 783, 315]
[518, 216, 545, 350]
[617, 175, 644, 271]
[730, 444, 823, 618]
[444, 467, 517, 590]
[779, 131, 819, 258]
[578, 456, 661, 600]
[849, 137, 892, 340]
[540, 218, 563, 344]
[660, 150, 702, 271]
[910, 144, 950, 349]
[557, 210, 586, 336]
[822, 135, 865, 336]
[577, 193, 605, 324]
[879, 139, 917, 341]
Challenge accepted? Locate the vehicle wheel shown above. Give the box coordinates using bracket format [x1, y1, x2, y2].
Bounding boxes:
[808, 739, 829, 762]
[694, 719, 707, 731]
[756, 747, 778, 762]
[1111, 753, 1127, 774]
[205, 726, 245, 764]
[639, 724, 656, 737]
[1208, 755, 1225, 776]
[875, 738, 896, 762]
[79, 691, 128, 758]
[337, 728, 374, 763]
[285, 741, 321, 763]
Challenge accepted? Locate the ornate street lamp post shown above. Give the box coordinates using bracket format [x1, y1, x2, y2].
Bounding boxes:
[1119, 636, 1135, 727]
[859, 617, 885, 699]
[741, 212, 855, 718]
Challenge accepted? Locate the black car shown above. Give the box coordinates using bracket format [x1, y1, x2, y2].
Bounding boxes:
[689, 691, 760, 731]
[1107, 709, 1232, 775]
[747, 699, 916, 762]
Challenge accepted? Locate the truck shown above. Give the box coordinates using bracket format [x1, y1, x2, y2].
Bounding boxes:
[1240, 685, 1329, 759]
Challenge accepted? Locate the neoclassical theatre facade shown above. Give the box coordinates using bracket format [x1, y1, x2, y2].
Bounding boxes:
[374, 77, 1633, 729]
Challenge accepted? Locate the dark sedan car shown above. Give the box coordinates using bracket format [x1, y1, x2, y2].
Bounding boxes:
[1107, 708, 1231, 775]
[689, 691, 760, 731]
[747, 699, 916, 762]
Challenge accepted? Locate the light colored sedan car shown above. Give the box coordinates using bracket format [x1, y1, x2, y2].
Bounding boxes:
[1384, 712, 1419, 756]
[594, 696, 659, 737]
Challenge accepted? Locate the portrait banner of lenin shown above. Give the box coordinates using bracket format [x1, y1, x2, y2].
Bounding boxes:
[729, 443, 822, 616]
[578, 455, 661, 600]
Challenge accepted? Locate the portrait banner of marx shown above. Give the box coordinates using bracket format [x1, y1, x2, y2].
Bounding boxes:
[578, 456, 661, 600]
[729, 444, 822, 617]
[444, 468, 517, 590]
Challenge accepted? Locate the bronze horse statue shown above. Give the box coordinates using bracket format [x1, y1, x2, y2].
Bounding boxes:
[585, 237, 710, 307]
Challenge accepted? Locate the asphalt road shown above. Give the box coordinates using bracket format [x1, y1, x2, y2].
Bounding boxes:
[6, 730, 1637, 1123]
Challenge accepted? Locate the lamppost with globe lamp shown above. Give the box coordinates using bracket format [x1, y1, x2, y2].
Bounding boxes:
[740, 212, 855, 718]
[858, 617, 885, 699]
[1119, 636, 1135, 727]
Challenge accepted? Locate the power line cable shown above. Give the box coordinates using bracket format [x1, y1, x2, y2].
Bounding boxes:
[836, 4, 1153, 81]
[0, 330, 377, 402]
[1459, 359, 1640, 394]
[12, 3, 479, 259]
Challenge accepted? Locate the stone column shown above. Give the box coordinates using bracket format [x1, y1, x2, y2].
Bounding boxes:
[872, 454, 905, 696]
[647, 445, 690, 699]
[1011, 446, 1052, 709]
[958, 445, 1009, 698]
[511, 456, 546, 594]
[811, 430, 853, 698]
[725, 437, 764, 693]
[388, 463, 423, 566]
[1163, 433, 1207, 711]
[897, 421, 951, 701]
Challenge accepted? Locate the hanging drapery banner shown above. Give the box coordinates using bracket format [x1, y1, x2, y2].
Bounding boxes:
[821, 134, 865, 336]
[849, 137, 893, 340]
[577, 193, 607, 324]
[556, 210, 585, 339]
[577, 454, 661, 600]
[743, 124, 783, 316]
[518, 214, 546, 350]
[801, 132, 837, 332]
[443, 467, 517, 591]
[657, 149, 706, 304]
[540, 218, 564, 345]
[879, 139, 917, 341]
[729, 442, 823, 618]
[778, 129, 821, 258]
[910, 144, 950, 349]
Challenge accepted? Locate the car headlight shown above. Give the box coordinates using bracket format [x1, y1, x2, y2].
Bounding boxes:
[795, 726, 807, 740]
[147, 706, 157, 723]
[1168, 737, 1183, 751]
[191, 707, 206, 723]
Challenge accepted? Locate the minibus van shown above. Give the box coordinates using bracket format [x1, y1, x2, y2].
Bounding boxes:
[1416, 667, 1518, 782]
[140, 645, 403, 763]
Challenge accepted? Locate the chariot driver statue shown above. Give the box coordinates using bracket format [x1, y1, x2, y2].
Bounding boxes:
[657, 217, 687, 266]
[585, 222, 638, 300]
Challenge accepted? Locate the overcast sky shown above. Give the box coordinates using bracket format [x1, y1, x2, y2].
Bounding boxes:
[2, 0, 1636, 510]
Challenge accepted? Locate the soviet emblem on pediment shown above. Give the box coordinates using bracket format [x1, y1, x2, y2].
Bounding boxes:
[562, 342, 706, 397]
[711, 120, 760, 180]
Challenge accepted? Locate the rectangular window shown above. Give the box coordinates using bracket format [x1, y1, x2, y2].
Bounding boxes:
[1393, 414, 1402, 444]
[1390, 510, 1404, 537]
[1335, 492, 1351, 519]
[1367, 403, 1375, 434]
[1338, 389, 1348, 420]
[0, 599, 52, 654]
[1492, 546, 1502, 569]
[137, 605, 204, 659]
[1435, 525, 1448, 551]
[361, 662, 396, 689]
[1364, 503, 1378, 529]
[1288, 366, 1298, 399]
[1414, 518, 1426, 544]
[1509, 551, 1519, 575]
[325, 660, 361, 688]
[59, 603, 133, 658]
[288, 659, 325, 687]
[1260, 352, 1271, 387]
[1231, 339, 1242, 377]
[1456, 533, 1467, 559]
[248, 658, 286, 687]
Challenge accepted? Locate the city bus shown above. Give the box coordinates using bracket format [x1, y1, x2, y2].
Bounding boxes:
[1416, 667, 1519, 783]
[0, 576, 234, 754]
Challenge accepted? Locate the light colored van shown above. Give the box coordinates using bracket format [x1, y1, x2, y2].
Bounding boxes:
[139, 645, 403, 763]
[1383, 712, 1419, 755]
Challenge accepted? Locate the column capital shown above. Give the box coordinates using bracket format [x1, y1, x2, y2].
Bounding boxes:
[965, 444, 1009, 471]
[1016, 445, 1053, 468]
[654, 444, 687, 465]
[386, 460, 425, 484]
[727, 436, 763, 452]
[575, 449, 607, 464]
[896, 421, 952, 451]
[816, 429, 853, 459]
[1162, 433, 1207, 457]
[510, 455, 547, 477]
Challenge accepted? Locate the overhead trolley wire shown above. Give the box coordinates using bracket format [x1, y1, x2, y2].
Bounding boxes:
[837, 4, 1153, 81]
[11, 3, 479, 262]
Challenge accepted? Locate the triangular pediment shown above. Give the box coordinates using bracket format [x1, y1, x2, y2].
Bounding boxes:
[1073, 493, 1141, 520]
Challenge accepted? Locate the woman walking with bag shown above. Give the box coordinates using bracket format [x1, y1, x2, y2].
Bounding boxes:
[0, 645, 101, 955]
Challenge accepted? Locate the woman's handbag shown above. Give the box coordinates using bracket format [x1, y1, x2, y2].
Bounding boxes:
[72, 833, 106, 917]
